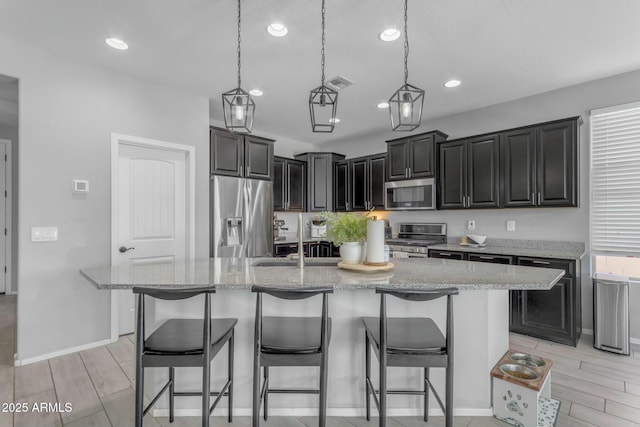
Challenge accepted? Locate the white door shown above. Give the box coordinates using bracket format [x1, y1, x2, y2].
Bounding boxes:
[0, 143, 5, 294]
[113, 140, 191, 335]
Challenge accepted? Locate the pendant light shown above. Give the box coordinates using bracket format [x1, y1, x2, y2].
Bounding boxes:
[222, 0, 255, 133]
[309, 0, 338, 133]
[388, 0, 424, 131]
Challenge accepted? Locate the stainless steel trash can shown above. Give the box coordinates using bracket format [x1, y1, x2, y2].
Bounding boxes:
[593, 273, 630, 355]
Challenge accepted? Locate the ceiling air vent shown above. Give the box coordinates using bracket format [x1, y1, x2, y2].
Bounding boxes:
[325, 75, 355, 91]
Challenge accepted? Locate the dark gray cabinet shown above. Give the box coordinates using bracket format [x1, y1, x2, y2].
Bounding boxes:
[386, 131, 448, 181]
[511, 257, 580, 346]
[334, 160, 350, 211]
[294, 152, 345, 212]
[273, 156, 305, 212]
[210, 127, 274, 180]
[273, 241, 334, 258]
[502, 117, 579, 207]
[428, 248, 581, 346]
[438, 134, 500, 209]
[335, 154, 386, 211]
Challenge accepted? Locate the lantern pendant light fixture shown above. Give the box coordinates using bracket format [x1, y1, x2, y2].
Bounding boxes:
[388, 0, 424, 131]
[222, 0, 255, 133]
[309, 0, 338, 133]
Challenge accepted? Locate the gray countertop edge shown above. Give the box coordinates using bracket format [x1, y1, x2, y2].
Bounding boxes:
[80, 258, 564, 291]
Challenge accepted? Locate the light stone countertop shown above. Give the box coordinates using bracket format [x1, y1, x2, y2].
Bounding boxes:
[429, 239, 586, 260]
[80, 257, 564, 291]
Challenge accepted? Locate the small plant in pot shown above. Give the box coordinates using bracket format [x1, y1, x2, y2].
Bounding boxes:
[321, 211, 368, 264]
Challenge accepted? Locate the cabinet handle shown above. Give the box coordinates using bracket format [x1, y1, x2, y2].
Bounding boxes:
[462, 196, 466, 208]
[532, 260, 550, 265]
[240, 166, 243, 176]
[408, 167, 411, 177]
[405, 168, 409, 178]
[246, 165, 250, 175]
[537, 192, 541, 205]
[467, 196, 471, 208]
[478, 256, 495, 260]
[531, 193, 536, 206]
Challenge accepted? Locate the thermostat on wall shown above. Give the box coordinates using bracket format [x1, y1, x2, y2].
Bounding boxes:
[72, 179, 89, 193]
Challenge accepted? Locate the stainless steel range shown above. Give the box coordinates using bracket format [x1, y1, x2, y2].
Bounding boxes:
[386, 223, 447, 258]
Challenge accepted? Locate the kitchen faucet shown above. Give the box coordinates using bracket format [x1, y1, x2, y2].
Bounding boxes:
[297, 213, 304, 269]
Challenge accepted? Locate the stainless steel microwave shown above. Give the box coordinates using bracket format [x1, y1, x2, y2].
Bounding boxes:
[384, 178, 436, 210]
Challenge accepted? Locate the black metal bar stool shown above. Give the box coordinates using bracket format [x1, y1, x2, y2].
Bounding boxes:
[251, 285, 333, 427]
[133, 286, 237, 427]
[362, 286, 458, 427]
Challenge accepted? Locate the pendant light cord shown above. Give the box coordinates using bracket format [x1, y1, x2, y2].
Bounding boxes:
[237, 0, 242, 88]
[403, 0, 409, 85]
[321, 0, 326, 85]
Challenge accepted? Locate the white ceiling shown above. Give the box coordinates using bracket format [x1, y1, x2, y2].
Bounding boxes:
[1, 0, 640, 144]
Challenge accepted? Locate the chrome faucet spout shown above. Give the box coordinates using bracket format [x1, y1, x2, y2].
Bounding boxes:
[297, 213, 305, 269]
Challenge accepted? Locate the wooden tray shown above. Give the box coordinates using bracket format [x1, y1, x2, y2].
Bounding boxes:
[337, 261, 394, 273]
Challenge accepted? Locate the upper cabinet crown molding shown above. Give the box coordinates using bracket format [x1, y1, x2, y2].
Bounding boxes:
[210, 126, 274, 180]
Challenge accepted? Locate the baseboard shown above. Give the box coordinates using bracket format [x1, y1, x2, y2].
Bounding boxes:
[152, 407, 494, 417]
[14, 337, 117, 366]
[581, 328, 640, 345]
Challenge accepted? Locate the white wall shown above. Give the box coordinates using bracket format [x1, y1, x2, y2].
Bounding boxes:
[0, 37, 211, 361]
[0, 123, 18, 294]
[321, 68, 640, 336]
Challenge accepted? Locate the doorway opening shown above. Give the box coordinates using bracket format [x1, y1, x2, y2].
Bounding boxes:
[0, 73, 19, 366]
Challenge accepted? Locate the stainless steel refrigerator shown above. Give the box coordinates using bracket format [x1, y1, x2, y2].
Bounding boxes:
[210, 175, 273, 258]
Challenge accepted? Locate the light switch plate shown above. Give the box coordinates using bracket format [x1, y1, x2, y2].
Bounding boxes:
[72, 179, 89, 193]
[507, 220, 516, 232]
[467, 220, 476, 231]
[31, 227, 58, 242]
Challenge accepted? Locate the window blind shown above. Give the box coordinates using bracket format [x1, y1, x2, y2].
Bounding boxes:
[591, 102, 640, 256]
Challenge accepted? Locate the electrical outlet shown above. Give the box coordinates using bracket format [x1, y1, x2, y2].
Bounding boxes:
[467, 220, 476, 231]
[507, 220, 516, 232]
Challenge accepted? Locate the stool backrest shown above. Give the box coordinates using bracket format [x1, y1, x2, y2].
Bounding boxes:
[377, 286, 458, 358]
[132, 286, 217, 355]
[251, 286, 334, 354]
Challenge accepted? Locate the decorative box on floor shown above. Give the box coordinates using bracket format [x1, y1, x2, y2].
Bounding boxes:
[491, 351, 560, 427]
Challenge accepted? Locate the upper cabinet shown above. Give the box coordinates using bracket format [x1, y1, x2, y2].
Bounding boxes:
[438, 134, 501, 209]
[386, 131, 448, 181]
[294, 152, 345, 212]
[273, 156, 306, 212]
[502, 117, 580, 208]
[210, 127, 274, 180]
[338, 153, 386, 211]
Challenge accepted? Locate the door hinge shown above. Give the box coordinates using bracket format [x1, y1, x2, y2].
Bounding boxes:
[4, 154, 6, 161]
[4, 191, 6, 198]
[4, 228, 6, 236]
[4, 266, 6, 273]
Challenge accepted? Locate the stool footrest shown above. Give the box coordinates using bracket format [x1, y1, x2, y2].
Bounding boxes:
[209, 379, 232, 415]
[267, 388, 320, 394]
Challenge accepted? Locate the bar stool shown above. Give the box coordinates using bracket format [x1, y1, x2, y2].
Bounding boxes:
[362, 287, 458, 427]
[251, 285, 333, 427]
[133, 286, 237, 427]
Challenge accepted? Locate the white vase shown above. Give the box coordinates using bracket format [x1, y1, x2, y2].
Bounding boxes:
[340, 242, 362, 264]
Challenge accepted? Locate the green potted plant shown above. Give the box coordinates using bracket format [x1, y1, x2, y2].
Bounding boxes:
[321, 211, 368, 263]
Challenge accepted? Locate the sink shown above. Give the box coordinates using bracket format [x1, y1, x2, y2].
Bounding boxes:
[254, 259, 339, 267]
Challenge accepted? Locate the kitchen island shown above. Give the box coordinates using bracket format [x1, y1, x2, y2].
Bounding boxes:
[80, 258, 564, 418]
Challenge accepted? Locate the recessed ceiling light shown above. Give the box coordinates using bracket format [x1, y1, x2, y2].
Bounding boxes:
[329, 117, 341, 123]
[377, 102, 390, 109]
[379, 28, 400, 42]
[105, 38, 128, 50]
[249, 89, 263, 96]
[267, 23, 288, 37]
[444, 79, 461, 88]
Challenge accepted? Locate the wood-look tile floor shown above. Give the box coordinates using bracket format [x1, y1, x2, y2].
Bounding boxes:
[1, 294, 640, 426]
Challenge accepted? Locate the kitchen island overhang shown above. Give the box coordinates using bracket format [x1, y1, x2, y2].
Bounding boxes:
[80, 258, 563, 417]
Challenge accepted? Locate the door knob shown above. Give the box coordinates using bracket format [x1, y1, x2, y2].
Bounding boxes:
[119, 246, 135, 253]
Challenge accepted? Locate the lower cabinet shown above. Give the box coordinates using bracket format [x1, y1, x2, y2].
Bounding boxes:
[510, 257, 580, 346]
[427, 249, 581, 346]
[274, 241, 335, 258]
